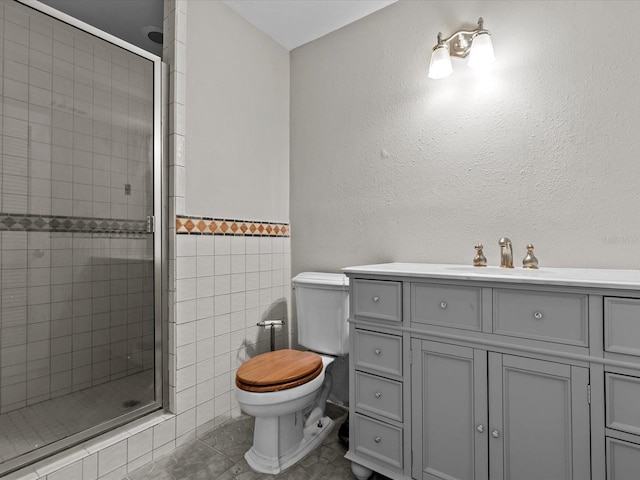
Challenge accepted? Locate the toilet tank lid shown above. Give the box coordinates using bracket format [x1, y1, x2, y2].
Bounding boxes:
[292, 272, 349, 288]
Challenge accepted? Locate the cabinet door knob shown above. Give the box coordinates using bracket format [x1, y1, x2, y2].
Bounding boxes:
[491, 429, 500, 438]
[374, 436, 381, 443]
[375, 391, 382, 399]
[476, 424, 484, 433]
[440, 301, 447, 309]
[533, 311, 543, 320]
[374, 348, 381, 355]
[373, 296, 380, 302]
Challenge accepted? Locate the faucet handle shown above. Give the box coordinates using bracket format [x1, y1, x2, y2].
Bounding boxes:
[522, 244, 539, 269]
[473, 244, 487, 267]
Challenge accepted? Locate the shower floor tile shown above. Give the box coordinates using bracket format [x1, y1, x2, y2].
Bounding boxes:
[124, 403, 391, 480]
[0, 371, 154, 464]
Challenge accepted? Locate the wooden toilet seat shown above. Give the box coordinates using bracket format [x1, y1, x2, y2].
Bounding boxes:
[235, 349, 323, 393]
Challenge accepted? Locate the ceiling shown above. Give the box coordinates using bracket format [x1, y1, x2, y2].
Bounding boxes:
[38, 0, 164, 56]
[224, 0, 397, 51]
[35, 0, 397, 56]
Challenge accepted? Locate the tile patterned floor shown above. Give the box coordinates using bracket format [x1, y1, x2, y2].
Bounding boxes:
[0, 371, 154, 464]
[124, 404, 390, 480]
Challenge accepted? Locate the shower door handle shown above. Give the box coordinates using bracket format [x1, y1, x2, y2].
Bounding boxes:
[146, 216, 155, 233]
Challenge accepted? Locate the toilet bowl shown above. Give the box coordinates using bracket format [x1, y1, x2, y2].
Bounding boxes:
[235, 272, 349, 474]
[236, 351, 335, 474]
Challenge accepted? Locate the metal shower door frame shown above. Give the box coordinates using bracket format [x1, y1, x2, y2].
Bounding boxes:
[1, 1, 166, 475]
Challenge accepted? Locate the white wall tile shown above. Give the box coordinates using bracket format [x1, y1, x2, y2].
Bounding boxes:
[126, 451, 152, 474]
[196, 276, 214, 298]
[46, 460, 82, 480]
[175, 385, 196, 413]
[127, 428, 153, 461]
[152, 440, 175, 460]
[196, 256, 214, 277]
[213, 275, 230, 295]
[196, 357, 214, 383]
[175, 364, 196, 392]
[152, 417, 176, 449]
[214, 255, 230, 276]
[82, 453, 98, 480]
[176, 408, 196, 438]
[176, 235, 197, 257]
[175, 278, 196, 302]
[176, 256, 196, 279]
[97, 439, 126, 477]
[194, 335, 213, 362]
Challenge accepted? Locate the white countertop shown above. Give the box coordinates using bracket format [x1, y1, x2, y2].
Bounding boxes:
[342, 263, 640, 290]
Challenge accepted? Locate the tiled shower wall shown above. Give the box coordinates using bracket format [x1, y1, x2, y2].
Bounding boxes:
[173, 224, 291, 435]
[0, 0, 155, 413]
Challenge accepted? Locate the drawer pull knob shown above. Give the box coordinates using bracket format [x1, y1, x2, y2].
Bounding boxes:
[375, 392, 382, 399]
[492, 429, 500, 439]
[440, 301, 447, 309]
[374, 348, 381, 355]
[373, 296, 380, 302]
[476, 424, 484, 433]
[533, 311, 543, 320]
[374, 436, 381, 443]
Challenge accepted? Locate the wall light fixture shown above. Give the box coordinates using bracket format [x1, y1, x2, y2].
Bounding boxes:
[428, 17, 495, 80]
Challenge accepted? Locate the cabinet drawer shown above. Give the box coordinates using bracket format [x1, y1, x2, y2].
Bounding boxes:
[355, 371, 403, 422]
[354, 330, 402, 377]
[605, 297, 640, 356]
[493, 289, 588, 346]
[354, 279, 402, 322]
[606, 373, 640, 435]
[411, 283, 482, 331]
[607, 437, 640, 480]
[355, 413, 403, 470]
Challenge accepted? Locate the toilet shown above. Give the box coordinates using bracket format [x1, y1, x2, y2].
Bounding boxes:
[235, 272, 349, 474]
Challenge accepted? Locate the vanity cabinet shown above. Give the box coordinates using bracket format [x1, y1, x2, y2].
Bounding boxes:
[344, 263, 640, 480]
[411, 339, 590, 480]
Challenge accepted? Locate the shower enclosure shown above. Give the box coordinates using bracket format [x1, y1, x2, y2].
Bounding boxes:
[0, 0, 163, 474]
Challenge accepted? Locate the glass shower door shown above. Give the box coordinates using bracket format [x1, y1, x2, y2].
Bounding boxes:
[0, 0, 162, 472]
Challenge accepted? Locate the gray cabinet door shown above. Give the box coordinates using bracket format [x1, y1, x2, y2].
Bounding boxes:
[412, 339, 488, 480]
[488, 354, 591, 480]
[413, 342, 590, 480]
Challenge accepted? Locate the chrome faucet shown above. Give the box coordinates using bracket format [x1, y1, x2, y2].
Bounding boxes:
[499, 237, 513, 268]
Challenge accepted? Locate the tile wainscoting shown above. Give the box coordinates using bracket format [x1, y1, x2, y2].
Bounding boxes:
[171, 214, 292, 442]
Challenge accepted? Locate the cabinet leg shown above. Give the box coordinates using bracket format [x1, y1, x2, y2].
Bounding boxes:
[351, 461, 373, 480]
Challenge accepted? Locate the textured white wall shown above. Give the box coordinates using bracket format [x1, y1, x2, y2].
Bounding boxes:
[184, 1, 290, 222]
[290, 0, 640, 273]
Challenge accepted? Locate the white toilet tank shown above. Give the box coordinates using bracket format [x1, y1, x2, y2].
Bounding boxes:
[292, 272, 349, 356]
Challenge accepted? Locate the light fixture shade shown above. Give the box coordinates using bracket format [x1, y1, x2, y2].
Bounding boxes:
[468, 32, 495, 68]
[428, 46, 453, 79]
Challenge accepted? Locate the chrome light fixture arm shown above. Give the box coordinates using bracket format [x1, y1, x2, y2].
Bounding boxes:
[437, 17, 488, 58]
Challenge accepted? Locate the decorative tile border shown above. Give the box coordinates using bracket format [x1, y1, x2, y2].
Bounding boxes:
[176, 216, 289, 237]
[0, 213, 147, 235]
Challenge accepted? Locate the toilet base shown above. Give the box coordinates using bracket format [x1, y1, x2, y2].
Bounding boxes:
[245, 415, 334, 474]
